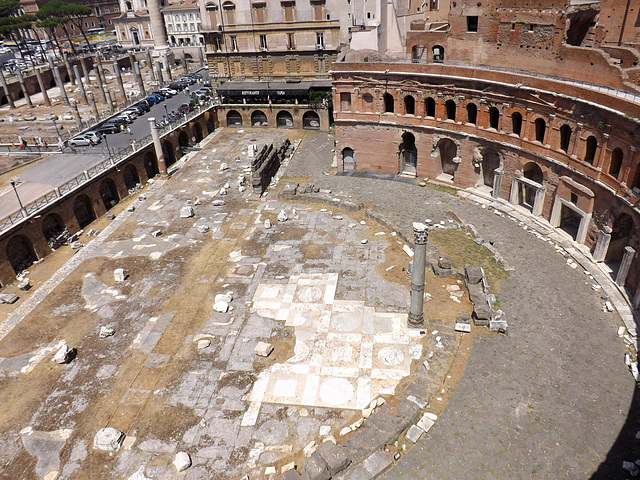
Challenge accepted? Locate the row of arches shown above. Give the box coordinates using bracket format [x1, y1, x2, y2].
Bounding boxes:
[226, 109, 321, 129]
[0, 74, 73, 105]
[355, 91, 638, 189]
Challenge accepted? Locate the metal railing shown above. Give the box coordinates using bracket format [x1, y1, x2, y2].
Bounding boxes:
[0, 99, 216, 236]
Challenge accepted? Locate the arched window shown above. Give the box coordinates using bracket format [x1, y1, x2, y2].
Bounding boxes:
[584, 136, 597, 164]
[560, 124, 572, 152]
[511, 112, 522, 136]
[609, 148, 623, 178]
[432, 45, 444, 62]
[205, 3, 218, 27]
[488, 107, 499, 129]
[466, 103, 477, 124]
[534, 118, 546, 143]
[222, 1, 235, 24]
[425, 97, 435, 117]
[404, 95, 415, 115]
[363, 93, 374, 112]
[383, 93, 394, 113]
[445, 100, 456, 121]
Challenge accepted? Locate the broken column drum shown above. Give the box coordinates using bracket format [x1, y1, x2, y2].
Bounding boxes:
[408, 222, 428, 327]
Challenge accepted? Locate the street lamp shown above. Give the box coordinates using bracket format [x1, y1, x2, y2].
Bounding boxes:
[103, 134, 112, 160]
[51, 115, 62, 146]
[10, 179, 27, 216]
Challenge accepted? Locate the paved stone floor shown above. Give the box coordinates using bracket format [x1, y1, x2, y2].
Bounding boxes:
[0, 128, 636, 480]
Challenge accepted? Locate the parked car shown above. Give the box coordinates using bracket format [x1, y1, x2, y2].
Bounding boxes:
[82, 131, 103, 144]
[136, 100, 152, 111]
[159, 87, 178, 96]
[177, 103, 192, 115]
[186, 72, 202, 81]
[190, 90, 209, 101]
[145, 94, 161, 105]
[68, 133, 100, 147]
[202, 80, 211, 88]
[125, 105, 145, 116]
[179, 76, 196, 85]
[95, 124, 120, 135]
[115, 112, 135, 123]
[168, 82, 186, 91]
[103, 117, 128, 129]
[119, 109, 137, 120]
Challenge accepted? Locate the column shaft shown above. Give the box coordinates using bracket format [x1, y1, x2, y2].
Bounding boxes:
[408, 222, 428, 327]
[149, 117, 168, 175]
[16, 70, 33, 107]
[0, 69, 15, 108]
[34, 68, 51, 106]
[616, 246, 636, 287]
[113, 62, 126, 104]
[73, 64, 88, 104]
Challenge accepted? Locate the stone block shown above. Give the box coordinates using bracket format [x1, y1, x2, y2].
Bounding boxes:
[0, 293, 19, 304]
[215, 293, 233, 304]
[364, 405, 409, 445]
[198, 339, 211, 350]
[438, 255, 452, 269]
[282, 469, 303, 480]
[278, 210, 289, 222]
[180, 206, 194, 218]
[99, 326, 115, 338]
[282, 183, 299, 195]
[213, 301, 229, 313]
[316, 440, 351, 476]
[333, 465, 370, 480]
[212, 199, 226, 206]
[467, 283, 485, 305]
[173, 451, 191, 472]
[301, 451, 330, 480]
[362, 450, 392, 478]
[405, 424, 424, 444]
[472, 311, 489, 327]
[254, 341, 274, 357]
[416, 412, 436, 433]
[465, 264, 484, 284]
[114, 268, 129, 282]
[197, 224, 210, 233]
[94, 427, 125, 451]
[17, 279, 31, 291]
[341, 427, 379, 461]
[397, 398, 421, 424]
[455, 312, 471, 333]
[52, 344, 76, 364]
[473, 302, 492, 320]
[432, 264, 451, 278]
[151, 229, 162, 237]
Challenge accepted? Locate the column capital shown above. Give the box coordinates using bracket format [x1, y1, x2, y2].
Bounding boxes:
[413, 222, 428, 244]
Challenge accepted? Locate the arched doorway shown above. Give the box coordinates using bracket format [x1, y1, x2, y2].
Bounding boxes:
[41, 213, 66, 249]
[123, 164, 140, 190]
[144, 151, 158, 179]
[163, 140, 176, 166]
[466, 103, 477, 124]
[178, 130, 190, 155]
[445, 100, 456, 121]
[512, 112, 523, 136]
[206, 114, 216, 134]
[342, 147, 354, 172]
[584, 136, 597, 164]
[73, 194, 96, 228]
[251, 110, 267, 127]
[400, 132, 417, 175]
[276, 111, 293, 128]
[609, 148, 623, 178]
[404, 95, 415, 115]
[6, 235, 38, 274]
[560, 124, 572, 152]
[519, 162, 544, 210]
[534, 118, 546, 143]
[383, 93, 394, 113]
[303, 111, 320, 129]
[425, 97, 435, 117]
[432, 45, 444, 62]
[488, 107, 499, 129]
[194, 123, 204, 142]
[437, 138, 458, 181]
[100, 178, 120, 211]
[480, 148, 500, 188]
[606, 213, 635, 263]
[226, 110, 242, 126]
[0, 95, 7, 106]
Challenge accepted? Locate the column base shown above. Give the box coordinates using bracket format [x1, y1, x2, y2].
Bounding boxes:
[408, 312, 424, 327]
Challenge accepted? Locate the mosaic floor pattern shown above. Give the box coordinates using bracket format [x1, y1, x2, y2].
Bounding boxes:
[241, 273, 423, 426]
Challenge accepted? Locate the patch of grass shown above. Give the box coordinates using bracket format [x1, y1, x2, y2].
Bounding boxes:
[429, 228, 510, 290]
[423, 181, 458, 195]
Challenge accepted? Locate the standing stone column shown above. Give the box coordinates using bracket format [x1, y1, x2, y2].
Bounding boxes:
[34, 68, 51, 106]
[70, 99, 83, 129]
[134, 62, 146, 96]
[53, 66, 70, 106]
[633, 283, 640, 310]
[492, 168, 503, 200]
[148, 0, 169, 50]
[113, 62, 126, 104]
[181, 50, 188, 74]
[73, 64, 88, 104]
[592, 226, 612, 263]
[146, 50, 156, 81]
[15, 70, 33, 107]
[105, 87, 114, 112]
[162, 51, 172, 81]
[0, 69, 15, 108]
[408, 222, 428, 327]
[198, 47, 204, 67]
[88, 92, 99, 120]
[155, 62, 164, 88]
[63, 55, 75, 85]
[80, 59, 90, 87]
[149, 117, 167, 175]
[616, 246, 636, 287]
[94, 64, 107, 103]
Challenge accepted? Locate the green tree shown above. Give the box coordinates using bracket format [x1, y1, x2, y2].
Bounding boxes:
[37, 0, 92, 55]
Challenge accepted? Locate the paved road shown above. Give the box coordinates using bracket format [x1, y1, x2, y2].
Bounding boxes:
[287, 133, 636, 479]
